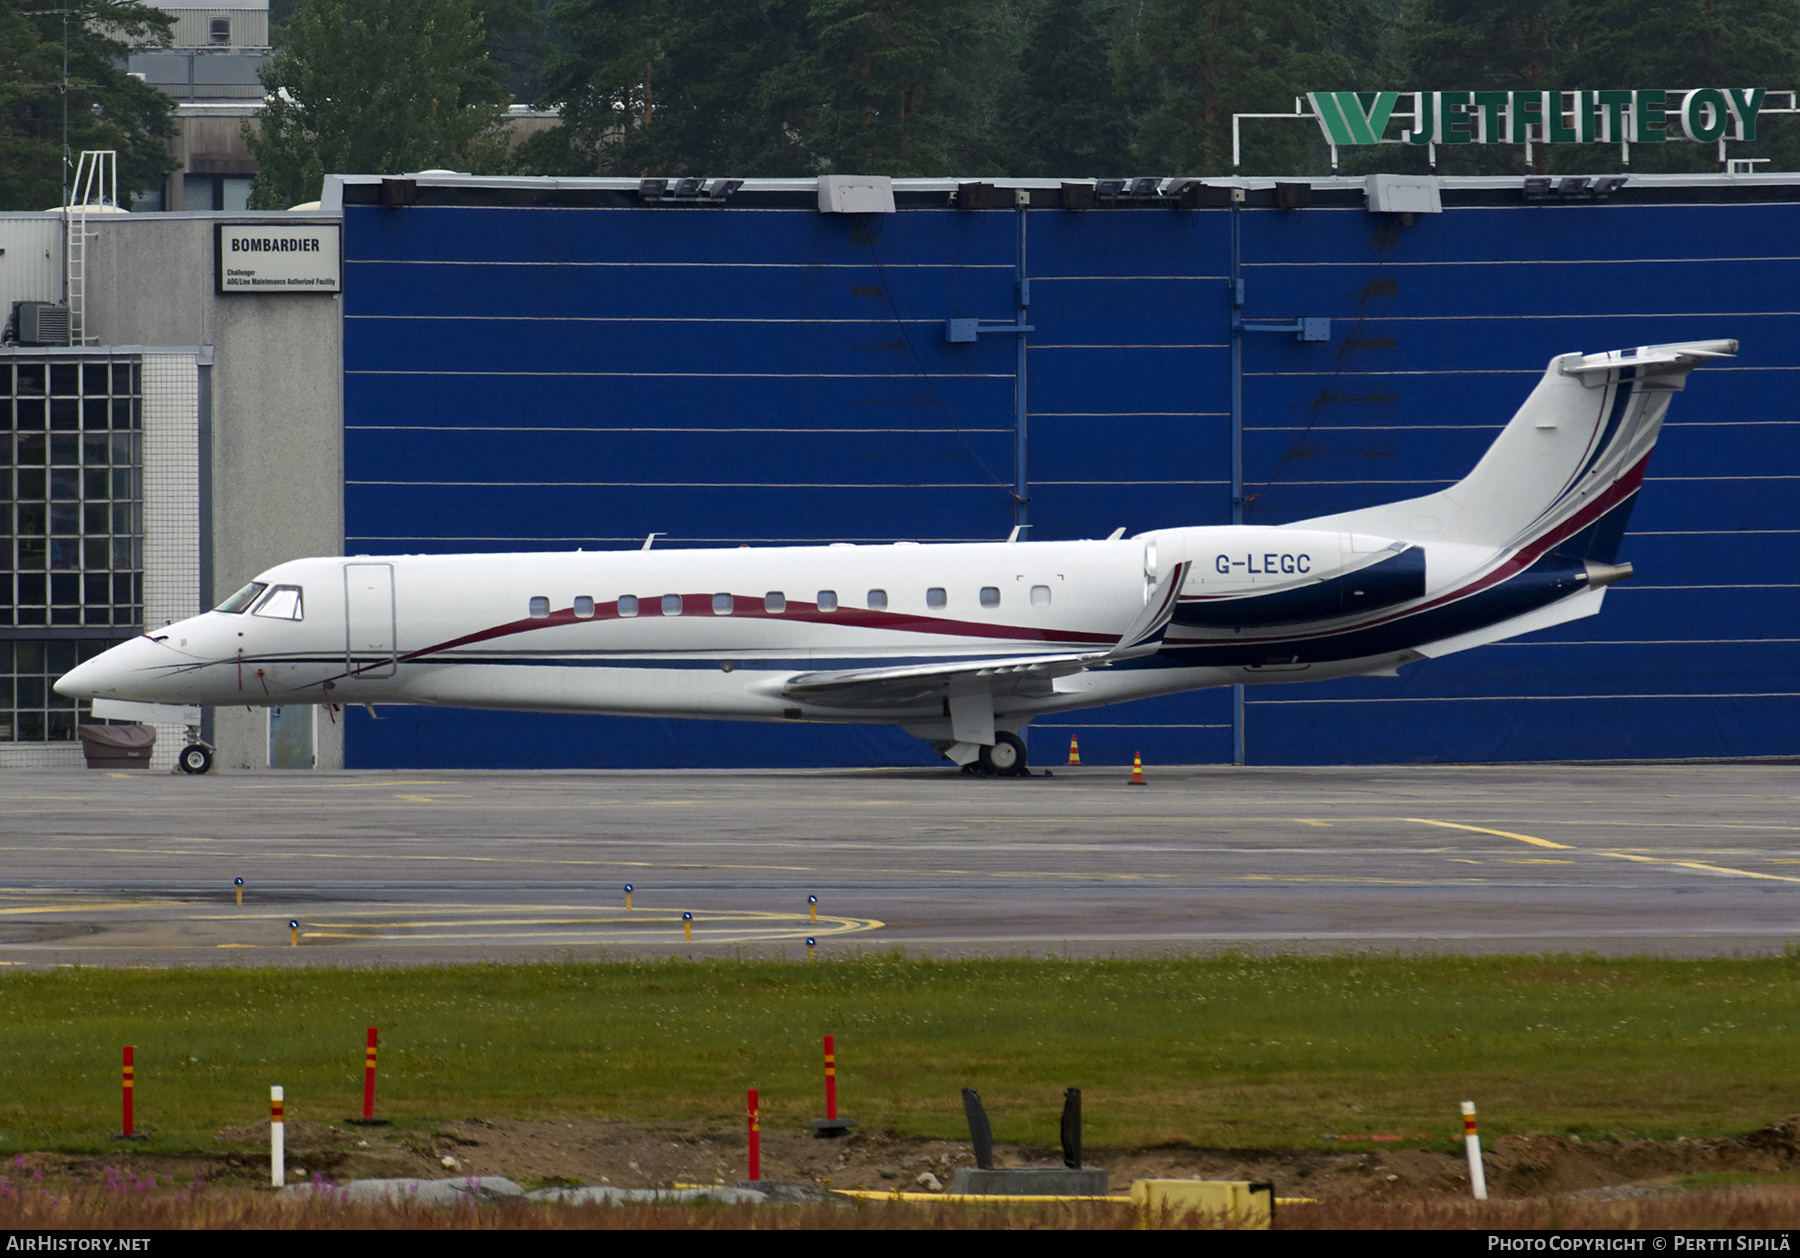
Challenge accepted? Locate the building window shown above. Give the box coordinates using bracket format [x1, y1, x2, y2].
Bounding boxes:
[209, 16, 230, 43]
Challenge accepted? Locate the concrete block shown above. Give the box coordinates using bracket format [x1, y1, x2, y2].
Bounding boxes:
[952, 1167, 1108, 1197]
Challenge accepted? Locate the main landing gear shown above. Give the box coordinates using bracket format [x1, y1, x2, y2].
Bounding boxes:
[936, 732, 1032, 777]
[178, 741, 214, 775]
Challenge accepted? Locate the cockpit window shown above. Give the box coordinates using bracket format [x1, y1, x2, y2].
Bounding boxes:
[253, 585, 304, 621]
[215, 581, 267, 613]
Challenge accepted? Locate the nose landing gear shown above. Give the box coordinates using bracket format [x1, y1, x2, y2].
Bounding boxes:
[178, 720, 214, 775]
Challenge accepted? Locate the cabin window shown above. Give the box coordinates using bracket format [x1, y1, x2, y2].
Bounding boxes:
[617, 595, 639, 617]
[713, 592, 734, 615]
[980, 586, 1000, 608]
[1031, 585, 1052, 608]
[765, 592, 786, 614]
[867, 589, 888, 611]
[816, 590, 838, 612]
[252, 585, 303, 621]
[215, 581, 266, 613]
[528, 596, 550, 619]
[926, 587, 947, 609]
[573, 596, 594, 619]
[661, 593, 683, 616]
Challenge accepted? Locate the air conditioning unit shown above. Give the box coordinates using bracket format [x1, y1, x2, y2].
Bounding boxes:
[14, 301, 71, 347]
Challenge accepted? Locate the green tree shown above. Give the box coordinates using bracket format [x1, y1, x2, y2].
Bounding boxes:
[1121, 0, 1372, 176]
[245, 0, 513, 208]
[0, 0, 176, 211]
[1006, 0, 1128, 175]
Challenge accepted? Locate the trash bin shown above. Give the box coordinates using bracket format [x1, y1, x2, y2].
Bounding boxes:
[77, 723, 156, 770]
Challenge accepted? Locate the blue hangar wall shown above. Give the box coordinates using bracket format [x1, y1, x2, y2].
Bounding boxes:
[336, 177, 1800, 770]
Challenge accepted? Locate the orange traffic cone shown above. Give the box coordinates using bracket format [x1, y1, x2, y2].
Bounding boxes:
[1128, 752, 1146, 785]
[1067, 736, 1082, 767]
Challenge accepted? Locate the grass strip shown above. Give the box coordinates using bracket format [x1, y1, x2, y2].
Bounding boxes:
[4, 952, 1800, 1154]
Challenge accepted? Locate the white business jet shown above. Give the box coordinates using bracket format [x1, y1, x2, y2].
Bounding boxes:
[58, 340, 1734, 775]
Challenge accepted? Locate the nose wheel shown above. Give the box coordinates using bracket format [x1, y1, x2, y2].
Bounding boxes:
[178, 743, 214, 775]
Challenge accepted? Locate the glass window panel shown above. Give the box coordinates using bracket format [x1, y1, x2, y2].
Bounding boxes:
[111, 538, 132, 569]
[18, 711, 45, 740]
[1031, 585, 1052, 608]
[83, 398, 108, 429]
[49, 399, 78, 429]
[111, 363, 131, 393]
[46, 638, 74, 672]
[0, 679, 10, 706]
[83, 504, 107, 532]
[50, 574, 78, 604]
[253, 586, 303, 620]
[17, 435, 44, 466]
[82, 364, 108, 394]
[980, 586, 1001, 608]
[19, 468, 44, 498]
[573, 595, 594, 618]
[49, 435, 77, 465]
[50, 503, 77, 533]
[0, 364, 11, 396]
[47, 710, 74, 740]
[17, 365, 44, 395]
[82, 432, 107, 463]
[112, 468, 132, 498]
[0, 642, 10, 669]
[926, 587, 946, 609]
[15, 399, 44, 429]
[764, 592, 785, 614]
[19, 677, 45, 707]
[214, 581, 266, 613]
[49, 607, 78, 625]
[712, 592, 733, 615]
[83, 539, 108, 568]
[83, 469, 107, 499]
[84, 574, 108, 603]
[113, 573, 132, 602]
[49, 365, 77, 395]
[19, 504, 46, 535]
[1, 439, 10, 466]
[111, 433, 131, 463]
[17, 641, 43, 671]
[867, 589, 888, 611]
[617, 594, 638, 616]
[660, 593, 683, 616]
[527, 595, 550, 618]
[18, 538, 46, 568]
[817, 590, 837, 612]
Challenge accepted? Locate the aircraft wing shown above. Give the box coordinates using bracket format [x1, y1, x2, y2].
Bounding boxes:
[779, 560, 1191, 710]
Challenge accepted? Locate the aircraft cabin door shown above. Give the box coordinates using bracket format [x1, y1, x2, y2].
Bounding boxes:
[344, 562, 397, 679]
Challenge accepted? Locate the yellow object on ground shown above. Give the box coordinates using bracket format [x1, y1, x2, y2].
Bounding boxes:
[1130, 1179, 1274, 1229]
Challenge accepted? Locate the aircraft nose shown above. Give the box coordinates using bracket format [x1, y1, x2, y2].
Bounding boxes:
[53, 656, 104, 699]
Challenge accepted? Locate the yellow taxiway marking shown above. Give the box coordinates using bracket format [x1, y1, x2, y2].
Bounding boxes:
[1410, 818, 1800, 885]
[1595, 851, 1800, 884]
[1447, 858, 1482, 865]
[1297, 819, 1332, 827]
[394, 794, 466, 803]
[0, 900, 174, 916]
[1501, 858, 1574, 865]
[1406, 818, 1572, 850]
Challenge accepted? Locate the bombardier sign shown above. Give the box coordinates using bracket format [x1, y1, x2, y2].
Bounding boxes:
[1307, 89, 1768, 148]
[215, 223, 342, 294]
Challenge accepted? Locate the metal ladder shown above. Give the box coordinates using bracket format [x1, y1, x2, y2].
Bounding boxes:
[65, 150, 117, 347]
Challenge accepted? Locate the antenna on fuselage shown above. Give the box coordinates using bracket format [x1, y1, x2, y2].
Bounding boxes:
[1106, 527, 1126, 541]
[641, 533, 664, 551]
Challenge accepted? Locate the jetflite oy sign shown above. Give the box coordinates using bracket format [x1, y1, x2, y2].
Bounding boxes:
[1307, 89, 1767, 147]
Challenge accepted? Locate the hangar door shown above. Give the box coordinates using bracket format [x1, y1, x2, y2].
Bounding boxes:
[344, 562, 396, 679]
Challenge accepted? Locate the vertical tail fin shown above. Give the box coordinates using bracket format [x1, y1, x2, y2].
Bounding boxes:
[1296, 340, 1736, 556]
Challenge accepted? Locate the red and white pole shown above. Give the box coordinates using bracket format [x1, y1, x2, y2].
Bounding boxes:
[747, 1089, 760, 1182]
[362, 1028, 378, 1121]
[823, 1035, 838, 1123]
[1461, 1100, 1488, 1200]
[121, 1046, 134, 1138]
[271, 1086, 285, 1186]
